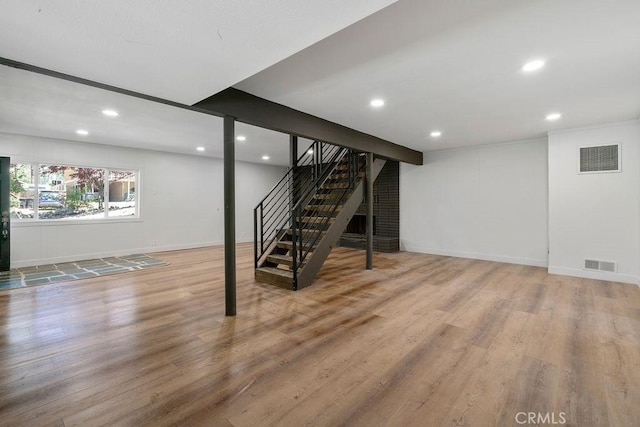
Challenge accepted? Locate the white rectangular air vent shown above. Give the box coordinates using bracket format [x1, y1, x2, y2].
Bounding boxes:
[584, 259, 617, 273]
[579, 144, 620, 173]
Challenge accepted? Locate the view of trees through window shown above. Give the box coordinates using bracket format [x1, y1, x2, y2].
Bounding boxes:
[10, 163, 137, 221]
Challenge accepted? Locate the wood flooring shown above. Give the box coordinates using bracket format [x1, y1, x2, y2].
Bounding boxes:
[0, 244, 638, 426]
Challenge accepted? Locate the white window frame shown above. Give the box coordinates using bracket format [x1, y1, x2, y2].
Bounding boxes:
[10, 161, 141, 224]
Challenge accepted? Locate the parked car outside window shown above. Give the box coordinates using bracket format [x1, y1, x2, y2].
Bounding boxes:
[39, 191, 64, 209]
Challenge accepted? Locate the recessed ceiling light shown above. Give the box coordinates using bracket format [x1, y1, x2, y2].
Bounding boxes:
[102, 109, 119, 117]
[76, 129, 89, 136]
[196, 146, 205, 152]
[262, 155, 270, 160]
[370, 99, 385, 108]
[430, 131, 442, 138]
[236, 135, 246, 141]
[546, 112, 562, 121]
[522, 59, 545, 72]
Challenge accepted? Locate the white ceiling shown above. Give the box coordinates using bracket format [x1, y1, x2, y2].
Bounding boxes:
[0, 0, 396, 104]
[0, 65, 311, 166]
[237, 0, 640, 152]
[0, 0, 394, 165]
[0, 0, 638, 163]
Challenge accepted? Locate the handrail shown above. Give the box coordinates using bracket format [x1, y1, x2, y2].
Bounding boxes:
[290, 152, 345, 213]
[259, 145, 342, 238]
[263, 147, 344, 244]
[253, 140, 347, 269]
[254, 137, 366, 290]
[292, 151, 364, 274]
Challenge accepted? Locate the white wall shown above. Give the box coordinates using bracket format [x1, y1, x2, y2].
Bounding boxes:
[1, 133, 286, 267]
[400, 139, 548, 267]
[548, 120, 640, 285]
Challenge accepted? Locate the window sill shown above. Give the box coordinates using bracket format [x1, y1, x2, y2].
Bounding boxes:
[11, 217, 143, 227]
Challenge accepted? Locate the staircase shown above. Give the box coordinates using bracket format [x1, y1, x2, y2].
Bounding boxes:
[254, 141, 386, 290]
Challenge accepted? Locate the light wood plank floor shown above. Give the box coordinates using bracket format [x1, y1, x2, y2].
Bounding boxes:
[1, 244, 639, 426]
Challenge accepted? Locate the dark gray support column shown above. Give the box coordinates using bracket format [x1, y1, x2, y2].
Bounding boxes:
[224, 116, 236, 316]
[289, 135, 298, 224]
[366, 152, 374, 270]
[289, 134, 298, 167]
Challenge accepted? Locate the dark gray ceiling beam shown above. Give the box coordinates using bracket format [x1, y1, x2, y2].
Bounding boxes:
[194, 88, 423, 165]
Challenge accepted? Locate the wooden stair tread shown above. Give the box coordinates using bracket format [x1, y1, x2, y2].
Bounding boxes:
[335, 163, 364, 171]
[304, 204, 343, 211]
[284, 228, 327, 237]
[300, 211, 336, 217]
[256, 266, 293, 277]
[276, 240, 317, 250]
[334, 164, 353, 170]
[328, 172, 364, 180]
[296, 216, 336, 225]
[313, 193, 343, 200]
[321, 184, 351, 189]
[266, 254, 305, 267]
[255, 267, 293, 289]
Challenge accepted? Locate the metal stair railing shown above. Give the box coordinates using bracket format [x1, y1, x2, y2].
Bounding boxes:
[253, 140, 346, 269]
[290, 150, 365, 287]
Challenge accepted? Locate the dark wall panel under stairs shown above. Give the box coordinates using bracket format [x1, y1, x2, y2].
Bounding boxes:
[339, 160, 399, 252]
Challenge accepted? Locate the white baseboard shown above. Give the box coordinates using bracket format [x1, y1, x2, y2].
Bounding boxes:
[11, 240, 243, 268]
[11, 238, 258, 268]
[401, 244, 548, 267]
[548, 266, 640, 286]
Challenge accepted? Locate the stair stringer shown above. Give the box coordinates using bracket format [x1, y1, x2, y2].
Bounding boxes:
[295, 158, 386, 290]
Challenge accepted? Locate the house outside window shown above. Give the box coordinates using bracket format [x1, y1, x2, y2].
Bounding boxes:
[10, 163, 138, 221]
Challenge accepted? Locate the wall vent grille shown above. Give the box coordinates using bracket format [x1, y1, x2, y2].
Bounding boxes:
[584, 259, 617, 273]
[579, 144, 620, 173]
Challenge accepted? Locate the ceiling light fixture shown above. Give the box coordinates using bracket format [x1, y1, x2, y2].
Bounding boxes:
[545, 112, 562, 121]
[370, 99, 385, 108]
[430, 131, 442, 138]
[76, 129, 89, 136]
[262, 155, 270, 160]
[236, 135, 246, 141]
[307, 149, 314, 155]
[196, 146, 205, 152]
[522, 59, 545, 72]
[102, 109, 119, 117]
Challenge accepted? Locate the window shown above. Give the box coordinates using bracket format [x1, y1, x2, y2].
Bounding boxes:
[10, 163, 138, 221]
[9, 164, 35, 219]
[108, 170, 136, 217]
[38, 165, 105, 220]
